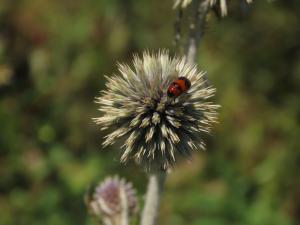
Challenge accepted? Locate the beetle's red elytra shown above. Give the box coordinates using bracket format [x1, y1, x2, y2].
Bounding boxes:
[167, 77, 191, 97]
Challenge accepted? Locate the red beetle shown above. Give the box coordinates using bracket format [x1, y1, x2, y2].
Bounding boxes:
[167, 77, 191, 97]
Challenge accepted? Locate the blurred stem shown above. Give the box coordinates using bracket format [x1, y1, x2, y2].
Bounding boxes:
[120, 185, 129, 225]
[186, 0, 210, 64]
[140, 172, 166, 225]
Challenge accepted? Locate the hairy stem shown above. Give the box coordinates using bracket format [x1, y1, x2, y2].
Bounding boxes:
[186, 0, 210, 64]
[119, 185, 129, 225]
[140, 172, 166, 225]
[140, 2, 211, 225]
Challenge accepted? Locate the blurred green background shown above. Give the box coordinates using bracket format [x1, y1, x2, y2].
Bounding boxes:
[1, 0, 300, 224]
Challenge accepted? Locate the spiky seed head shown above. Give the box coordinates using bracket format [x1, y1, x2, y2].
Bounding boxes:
[85, 176, 138, 220]
[94, 51, 219, 171]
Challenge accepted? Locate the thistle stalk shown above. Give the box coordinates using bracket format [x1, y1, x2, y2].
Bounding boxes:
[140, 172, 166, 225]
[120, 186, 129, 225]
[140, 2, 213, 225]
[186, 0, 210, 64]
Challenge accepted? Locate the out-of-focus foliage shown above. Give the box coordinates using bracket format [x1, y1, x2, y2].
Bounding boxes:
[0, 0, 299, 225]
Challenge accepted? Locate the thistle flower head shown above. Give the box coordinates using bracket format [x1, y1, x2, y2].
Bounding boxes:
[94, 51, 218, 171]
[85, 176, 138, 220]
